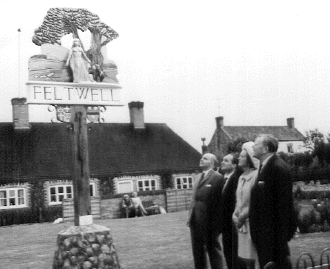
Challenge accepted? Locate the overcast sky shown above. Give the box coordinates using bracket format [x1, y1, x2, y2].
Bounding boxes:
[1, 0, 330, 151]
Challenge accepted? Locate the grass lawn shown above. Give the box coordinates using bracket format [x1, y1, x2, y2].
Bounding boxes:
[0, 210, 329, 269]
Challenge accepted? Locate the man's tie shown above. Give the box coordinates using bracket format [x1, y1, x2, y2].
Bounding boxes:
[222, 177, 229, 193]
[198, 173, 205, 188]
[258, 163, 263, 175]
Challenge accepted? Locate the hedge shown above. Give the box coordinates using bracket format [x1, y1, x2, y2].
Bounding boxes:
[0, 206, 62, 227]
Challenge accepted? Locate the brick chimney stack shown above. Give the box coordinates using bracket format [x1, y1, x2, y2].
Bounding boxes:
[11, 97, 30, 131]
[128, 101, 145, 129]
[215, 116, 224, 129]
[287, 117, 295, 129]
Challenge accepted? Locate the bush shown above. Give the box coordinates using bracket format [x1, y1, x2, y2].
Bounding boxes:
[297, 197, 330, 234]
[0, 206, 62, 227]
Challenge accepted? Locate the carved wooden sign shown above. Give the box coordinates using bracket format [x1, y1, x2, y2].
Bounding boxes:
[26, 81, 122, 105]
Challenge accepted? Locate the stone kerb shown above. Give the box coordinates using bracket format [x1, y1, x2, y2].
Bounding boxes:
[53, 224, 120, 269]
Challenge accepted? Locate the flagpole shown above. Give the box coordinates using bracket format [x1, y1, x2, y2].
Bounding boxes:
[17, 28, 21, 98]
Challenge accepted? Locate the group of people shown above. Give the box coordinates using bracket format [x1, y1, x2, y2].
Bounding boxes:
[188, 134, 296, 269]
[121, 191, 148, 218]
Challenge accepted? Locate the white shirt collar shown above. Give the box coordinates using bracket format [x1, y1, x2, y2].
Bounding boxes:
[224, 171, 234, 179]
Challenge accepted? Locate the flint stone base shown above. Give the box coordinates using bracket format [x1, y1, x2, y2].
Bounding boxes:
[53, 224, 120, 269]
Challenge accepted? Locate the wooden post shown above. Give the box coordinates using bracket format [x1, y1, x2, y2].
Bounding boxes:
[70, 105, 91, 226]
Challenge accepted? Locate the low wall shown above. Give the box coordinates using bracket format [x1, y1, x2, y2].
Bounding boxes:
[100, 193, 166, 219]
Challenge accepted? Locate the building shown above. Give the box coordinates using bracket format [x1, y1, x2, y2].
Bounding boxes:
[207, 116, 306, 160]
[0, 100, 201, 224]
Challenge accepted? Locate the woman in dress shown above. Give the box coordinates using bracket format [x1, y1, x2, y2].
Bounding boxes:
[232, 141, 260, 269]
[131, 191, 148, 217]
[66, 38, 93, 83]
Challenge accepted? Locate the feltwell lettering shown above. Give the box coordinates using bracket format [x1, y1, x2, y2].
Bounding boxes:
[76, 88, 89, 99]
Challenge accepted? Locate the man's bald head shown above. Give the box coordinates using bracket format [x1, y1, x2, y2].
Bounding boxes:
[199, 153, 217, 171]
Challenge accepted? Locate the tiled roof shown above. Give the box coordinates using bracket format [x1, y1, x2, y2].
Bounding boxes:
[222, 126, 305, 141]
[0, 123, 201, 181]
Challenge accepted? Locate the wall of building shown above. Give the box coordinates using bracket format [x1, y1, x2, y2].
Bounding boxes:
[278, 141, 306, 153]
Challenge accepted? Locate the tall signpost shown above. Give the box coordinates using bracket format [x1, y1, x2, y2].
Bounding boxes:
[26, 8, 123, 268]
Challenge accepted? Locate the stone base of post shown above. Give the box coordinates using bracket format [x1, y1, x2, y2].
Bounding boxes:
[53, 224, 121, 269]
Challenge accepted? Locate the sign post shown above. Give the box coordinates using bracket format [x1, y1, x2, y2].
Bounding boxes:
[26, 81, 123, 226]
[28, 8, 122, 268]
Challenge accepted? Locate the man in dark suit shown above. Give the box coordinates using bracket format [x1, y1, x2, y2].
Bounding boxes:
[187, 153, 225, 269]
[250, 134, 295, 269]
[220, 153, 246, 269]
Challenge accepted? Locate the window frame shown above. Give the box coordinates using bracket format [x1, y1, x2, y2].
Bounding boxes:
[175, 176, 193, 189]
[0, 188, 27, 209]
[137, 179, 157, 192]
[48, 183, 95, 205]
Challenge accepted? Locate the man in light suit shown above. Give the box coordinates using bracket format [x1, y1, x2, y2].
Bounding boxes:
[187, 153, 225, 269]
[220, 153, 246, 269]
[250, 134, 295, 269]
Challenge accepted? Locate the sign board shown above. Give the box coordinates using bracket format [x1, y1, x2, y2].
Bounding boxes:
[26, 81, 123, 106]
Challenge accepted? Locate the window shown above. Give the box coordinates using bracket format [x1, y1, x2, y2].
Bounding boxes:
[117, 180, 134, 194]
[287, 143, 293, 153]
[0, 188, 27, 209]
[137, 179, 157, 191]
[49, 183, 95, 205]
[175, 177, 193, 189]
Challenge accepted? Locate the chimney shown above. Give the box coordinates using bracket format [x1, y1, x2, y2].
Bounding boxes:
[287, 117, 295, 129]
[215, 116, 224, 129]
[11, 97, 30, 131]
[128, 101, 145, 129]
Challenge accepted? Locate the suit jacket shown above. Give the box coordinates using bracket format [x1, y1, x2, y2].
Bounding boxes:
[188, 169, 225, 234]
[221, 170, 242, 233]
[249, 154, 295, 257]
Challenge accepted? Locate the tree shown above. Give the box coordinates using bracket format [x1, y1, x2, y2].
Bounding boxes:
[302, 129, 325, 152]
[226, 136, 248, 154]
[32, 8, 118, 67]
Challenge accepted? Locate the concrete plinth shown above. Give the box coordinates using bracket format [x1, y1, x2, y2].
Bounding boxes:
[53, 224, 120, 269]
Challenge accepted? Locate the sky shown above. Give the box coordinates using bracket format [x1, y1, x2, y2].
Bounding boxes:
[1, 0, 330, 151]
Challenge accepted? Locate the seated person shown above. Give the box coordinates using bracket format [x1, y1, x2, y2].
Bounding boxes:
[121, 194, 134, 218]
[131, 191, 148, 217]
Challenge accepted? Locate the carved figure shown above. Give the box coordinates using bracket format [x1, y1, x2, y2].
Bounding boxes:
[90, 64, 105, 82]
[66, 39, 93, 83]
[33, 8, 118, 68]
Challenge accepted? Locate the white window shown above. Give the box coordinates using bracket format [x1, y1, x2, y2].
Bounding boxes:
[0, 188, 27, 209]
[49, 183, 95, 205]
[117, 180, 134, 194]
[175, 176, 193, 189]
[137, 179, 157, 191]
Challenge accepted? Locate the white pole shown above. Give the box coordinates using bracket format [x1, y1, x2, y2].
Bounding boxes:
[17, 28, 21, 98]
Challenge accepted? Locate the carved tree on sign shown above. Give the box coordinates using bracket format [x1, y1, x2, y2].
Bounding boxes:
[32, 8, 118, 67]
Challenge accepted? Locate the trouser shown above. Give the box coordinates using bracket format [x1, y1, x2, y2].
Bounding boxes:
[257, 243, 292, 269]
[190, 218, 223, 269]
[222, 228, 247, 269]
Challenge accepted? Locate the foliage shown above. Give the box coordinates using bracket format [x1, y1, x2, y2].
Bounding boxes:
[0, 206, 62, 226]
[32, 8, 119, 67]
[297, 197, 330, 234]
[301, 129, 325, 152]
[160, 171, 174, 189]
[226, 136, 248, 154]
